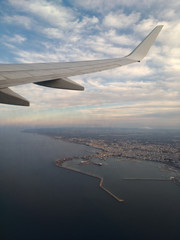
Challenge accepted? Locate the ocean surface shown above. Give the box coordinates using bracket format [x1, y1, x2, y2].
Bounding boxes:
[0, 127, 180, 240]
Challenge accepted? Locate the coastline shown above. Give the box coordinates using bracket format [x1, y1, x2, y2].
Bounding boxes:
[23, 131, 180, 188]
[25, 131, 179, 171]
[52, 135, 180, 170]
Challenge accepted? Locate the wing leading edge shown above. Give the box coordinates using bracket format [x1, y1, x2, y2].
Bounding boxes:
[0, 25, 163, 106]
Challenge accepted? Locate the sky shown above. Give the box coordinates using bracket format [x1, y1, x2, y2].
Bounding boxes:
[0, 0, 180, 129]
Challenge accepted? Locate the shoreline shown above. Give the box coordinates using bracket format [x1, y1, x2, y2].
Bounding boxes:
[26, 131, 180, 171]
[53, 135, 180, 171]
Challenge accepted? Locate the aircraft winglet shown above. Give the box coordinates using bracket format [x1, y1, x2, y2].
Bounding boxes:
[127, 25, 163, 61]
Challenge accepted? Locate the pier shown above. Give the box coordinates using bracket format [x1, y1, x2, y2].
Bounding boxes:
[55, 161, 125, 203]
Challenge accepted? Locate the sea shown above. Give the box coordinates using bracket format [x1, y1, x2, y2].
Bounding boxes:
[0, 127, 180, 240]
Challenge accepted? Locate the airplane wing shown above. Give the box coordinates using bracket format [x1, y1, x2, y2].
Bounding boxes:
[0, 25, 163, 106]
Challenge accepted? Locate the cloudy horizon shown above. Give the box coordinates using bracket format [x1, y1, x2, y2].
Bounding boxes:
[0, 0, 180, 129]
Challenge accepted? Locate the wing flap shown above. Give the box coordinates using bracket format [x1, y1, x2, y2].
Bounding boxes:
[35, 77, 84, 90]
[0, 88, 29, 106]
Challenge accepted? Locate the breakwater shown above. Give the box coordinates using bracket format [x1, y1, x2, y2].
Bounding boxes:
[123, 177, 180, 186]
[55, 161, 125, 203]
[123, 178, 170, 181]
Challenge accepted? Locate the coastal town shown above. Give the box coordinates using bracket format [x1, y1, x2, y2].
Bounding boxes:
[54, 135, 180, 169]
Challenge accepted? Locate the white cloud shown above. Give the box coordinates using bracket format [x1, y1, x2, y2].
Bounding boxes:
[8, 0, 75, 28]
[3, 34, 26, 44]
[14, 50, 61, 63]
[103, 11, 140, 29]
[3, 15, 32, 28]
[73, 0, 180, 13]
[42, 28, 64, 39]
[104, 30, 136, 45]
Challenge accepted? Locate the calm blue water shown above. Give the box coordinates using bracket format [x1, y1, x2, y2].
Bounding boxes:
[0, 127, 180, 240]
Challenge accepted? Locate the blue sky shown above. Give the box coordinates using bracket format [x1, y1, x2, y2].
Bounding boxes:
[0, 0, 180, 129]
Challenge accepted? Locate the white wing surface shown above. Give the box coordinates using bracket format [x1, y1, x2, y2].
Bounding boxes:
[0, 25, 163, 106]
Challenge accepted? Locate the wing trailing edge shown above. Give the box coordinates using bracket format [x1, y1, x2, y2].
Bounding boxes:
[0, 88, 29, 106]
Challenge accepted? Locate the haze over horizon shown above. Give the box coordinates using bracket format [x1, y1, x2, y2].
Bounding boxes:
[0, 0, 180, 129]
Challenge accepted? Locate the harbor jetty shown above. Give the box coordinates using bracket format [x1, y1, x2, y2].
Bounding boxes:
[122, 177, 180, 186]
[55, 159, 125, 203]
[123, 178, 170, 181]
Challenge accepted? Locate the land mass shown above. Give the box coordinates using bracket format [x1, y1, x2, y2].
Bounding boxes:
[24, 128, 180, 169]
[54, 133, 180, 170]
